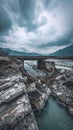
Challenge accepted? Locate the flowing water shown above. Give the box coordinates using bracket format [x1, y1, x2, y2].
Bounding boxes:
[34, 98, 73, 130]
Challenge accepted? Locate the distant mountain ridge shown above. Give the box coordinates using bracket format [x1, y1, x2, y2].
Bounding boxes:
[0, 44, 73, 56]
[49, 44, 73, 56]
[0, 48, 42, 56]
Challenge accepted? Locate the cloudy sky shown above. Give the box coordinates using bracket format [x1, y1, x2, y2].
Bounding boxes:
[0, 0, 73, 54]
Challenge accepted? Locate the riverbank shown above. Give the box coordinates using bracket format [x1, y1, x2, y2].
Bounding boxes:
[51, 69, 73, 116]
[24, 60, 73, 116]
[0, 56, 38, 130]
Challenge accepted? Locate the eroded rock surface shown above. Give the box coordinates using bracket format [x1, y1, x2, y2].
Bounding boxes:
[26, 81, 51, 110]
[0, 56, 38, 130]
[51, 70, 73, 116]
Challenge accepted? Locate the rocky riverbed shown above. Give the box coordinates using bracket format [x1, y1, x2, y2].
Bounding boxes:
[24, 60, 73, 117]
[51, 69, 73, 116]
[0, 56, 73, 130]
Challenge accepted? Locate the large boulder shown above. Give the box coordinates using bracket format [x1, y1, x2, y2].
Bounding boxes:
[28, 82, 51, 110]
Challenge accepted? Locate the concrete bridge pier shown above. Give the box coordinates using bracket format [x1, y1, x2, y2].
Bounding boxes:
[37, 60, 44, 69]
[22, 59, 55, 73]
[21, 59, 24, 69]
[22, 59, 44, 70]
[37, 60, 55, 72]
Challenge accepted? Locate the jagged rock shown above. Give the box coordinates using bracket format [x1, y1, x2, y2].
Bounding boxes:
[52, 84, 57, 90]
[36, 83, 51, 97]
[60, 69, 65, 73]
[0, 75, 23, 90]
[0, 77, 10, 86]
[30, 83, 36, 88]
[32, 86, 51, 110]
[32, 94, 48, 110]
[0, 82, 26, 104]
[28, 89, 41, 99]
[0, 56, 38, 130]
[51, 71, 73, 116]
[14, 112, 38, 130]
[33, 97, 46, 110]
[42, 84, 51, 95]
[37, 79, 41, 85]
[27, 83, 36, 93]
[28, 83, 51, 110]
[23, 76, 28, 83]
[56, 92, 62, 96]
[0, 94, 32, 129]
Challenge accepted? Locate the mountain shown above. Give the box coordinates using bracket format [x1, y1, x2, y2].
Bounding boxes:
[0, 48, 42, 56]
[49, 44, 73, 56]
[0, 44, 73, 56]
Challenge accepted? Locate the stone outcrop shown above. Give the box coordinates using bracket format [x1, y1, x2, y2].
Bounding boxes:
[0, 56, 38, 130]
[14, 112, 38, 130]
[51, 70, 73, 116]
[0, 94, 31, 128]
[0, 81, 26, 104]
[27, 81, 51, 110]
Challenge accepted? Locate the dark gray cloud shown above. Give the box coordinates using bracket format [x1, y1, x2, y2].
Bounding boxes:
[19, 0, 36, 25]
[0, 2, 12, 32]
[0, 0, 38, 32]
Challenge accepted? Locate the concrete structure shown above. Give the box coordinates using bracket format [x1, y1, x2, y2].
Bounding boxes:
[9, 56, 73, 72]
[10, 56, 73, 60]
[37, 60, 55, 72]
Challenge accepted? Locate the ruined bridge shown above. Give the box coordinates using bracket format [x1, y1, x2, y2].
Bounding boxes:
[10, 56, 73, 70]
[11, 56, 73, 60]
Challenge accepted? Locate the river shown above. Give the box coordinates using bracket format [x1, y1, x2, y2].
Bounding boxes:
[34, 98, 73, 130]
[24, 60, 73, 130]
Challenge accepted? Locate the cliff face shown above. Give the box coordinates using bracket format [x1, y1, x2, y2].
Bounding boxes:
[0, 56, 52, 129]
[0, 56, 38, 130]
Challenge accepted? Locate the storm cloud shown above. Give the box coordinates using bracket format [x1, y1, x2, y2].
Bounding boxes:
[0, 0, 73, 54]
